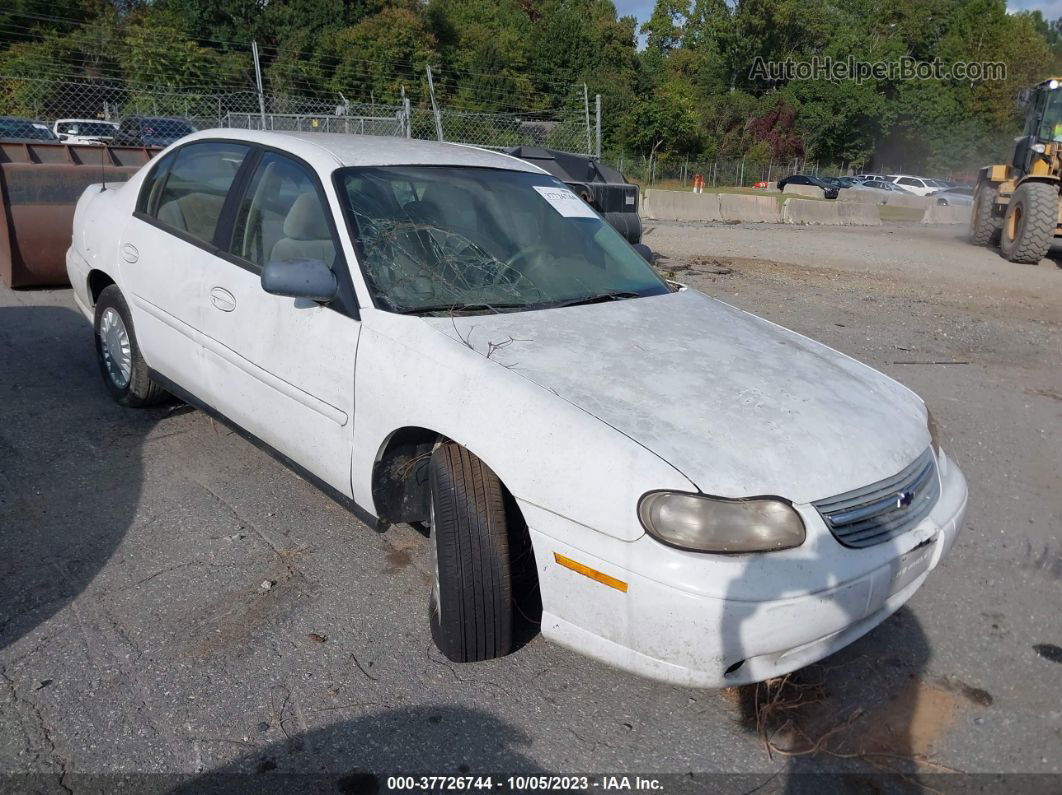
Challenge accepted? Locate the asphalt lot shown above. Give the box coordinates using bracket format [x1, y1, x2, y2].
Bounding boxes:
[1, 221, 1060, 790]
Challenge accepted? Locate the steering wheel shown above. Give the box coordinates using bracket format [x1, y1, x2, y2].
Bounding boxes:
[496, 244, 550, 284]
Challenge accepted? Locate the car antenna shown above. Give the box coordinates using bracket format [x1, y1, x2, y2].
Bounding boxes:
[99, 137, 107, 192]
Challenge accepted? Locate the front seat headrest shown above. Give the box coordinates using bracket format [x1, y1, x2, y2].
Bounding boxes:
[283, 193, 331, 240]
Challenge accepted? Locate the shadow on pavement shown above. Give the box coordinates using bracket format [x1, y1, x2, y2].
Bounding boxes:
[173, 705, 546, 793]
[0, 304, 161, 650]
[729, 605, 940, 790]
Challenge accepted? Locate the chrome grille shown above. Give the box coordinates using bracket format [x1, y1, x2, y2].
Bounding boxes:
[813, 448, 940, 549]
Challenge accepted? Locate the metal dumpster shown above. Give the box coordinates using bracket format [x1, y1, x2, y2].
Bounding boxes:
[505, 146, 642, 244]
[0, 141, 158, 288]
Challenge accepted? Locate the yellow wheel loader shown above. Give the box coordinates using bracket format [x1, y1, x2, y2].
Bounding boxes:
[971, 77, 1062, 263]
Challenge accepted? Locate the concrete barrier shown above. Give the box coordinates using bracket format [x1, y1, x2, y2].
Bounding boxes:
[921, 203, 972, 224]
[838, 202, 881, 226]
[641, 189, 722, 222]
[883, 192, 929, 210]
[782, 183, 825, 199]
[719, 192, 782, 223]
[838, 189, 885, 204]
[783, 198, 881, 225]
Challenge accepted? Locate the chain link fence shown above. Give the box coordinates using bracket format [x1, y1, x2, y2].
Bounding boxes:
[0, 74, 600, 156]
[608, 153, 858, 188]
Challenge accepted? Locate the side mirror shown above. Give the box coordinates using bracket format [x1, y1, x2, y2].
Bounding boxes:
[261, 258, 338, 302]
[1017, 87, 1033, 113]
[632, 243, 654, 263]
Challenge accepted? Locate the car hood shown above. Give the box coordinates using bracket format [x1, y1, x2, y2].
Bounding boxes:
[425, 289, 930, 504]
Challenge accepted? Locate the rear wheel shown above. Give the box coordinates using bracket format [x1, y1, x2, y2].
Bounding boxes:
[93, 285, 168, 407]
[969, 182, 1001, 246]
[428, 443, 513, 662]
[999, 181, 1058, 264]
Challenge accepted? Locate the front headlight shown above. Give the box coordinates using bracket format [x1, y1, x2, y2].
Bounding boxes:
[927, 406, 942, 454]
[638, 492, 806, 553]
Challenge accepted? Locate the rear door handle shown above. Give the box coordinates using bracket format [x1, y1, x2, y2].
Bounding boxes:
[210, 287, 236, 312]
[120, 243, 139, 263]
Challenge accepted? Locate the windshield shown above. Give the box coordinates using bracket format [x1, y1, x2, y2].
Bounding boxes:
[337, 166, 668, 315]
[58, 121, 116, 137]
[1039, 89, 1062, 142]
[144, 118, 196, 137]
[0, 119, 57, 141]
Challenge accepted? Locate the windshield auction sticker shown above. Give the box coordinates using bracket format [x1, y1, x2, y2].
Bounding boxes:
[533, 185, 597, 218]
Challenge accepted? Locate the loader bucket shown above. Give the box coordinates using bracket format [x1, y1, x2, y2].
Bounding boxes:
[0, 141, 159, 288]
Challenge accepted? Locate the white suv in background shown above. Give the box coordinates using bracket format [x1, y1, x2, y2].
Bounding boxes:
[53, 118, 119, 145]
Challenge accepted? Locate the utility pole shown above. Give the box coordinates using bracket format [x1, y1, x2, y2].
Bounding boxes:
[582, 83, 592, 156]
[252, 41, 266, 130]
[401, 85, 411, 139]
[426, 66, 443, 142]
[594, 94, 601, 160]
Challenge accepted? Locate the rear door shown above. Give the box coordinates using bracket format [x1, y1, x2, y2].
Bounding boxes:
[119, 140, 251, 390]
[198, 150, 360, 495]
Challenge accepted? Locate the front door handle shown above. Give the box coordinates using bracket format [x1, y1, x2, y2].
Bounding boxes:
[120, 243, 139, 263]
[210, 287, 236, 312]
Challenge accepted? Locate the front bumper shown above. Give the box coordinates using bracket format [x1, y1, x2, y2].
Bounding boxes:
[527, 451, 968, 688]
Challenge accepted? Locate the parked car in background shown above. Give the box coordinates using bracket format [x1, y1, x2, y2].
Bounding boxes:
[889, 175, 947, 197]
[53, 118, 119, 145]
[854, 173, 888, 181]
[929, 187, 973, 206]
[819, 176, 860, 190]
[777, 174, 839, 199]
[0, 116, 59, 142]
[67, 129, 966, 688]
[113, 116, 196, 147]
[852, 179, 914, 195]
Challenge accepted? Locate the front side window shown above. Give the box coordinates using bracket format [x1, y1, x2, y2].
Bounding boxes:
[898, 178, 919, 187]
[230, 153, 336, 268]
[337, 166, 668, 315]
[150, 142, 249, 244]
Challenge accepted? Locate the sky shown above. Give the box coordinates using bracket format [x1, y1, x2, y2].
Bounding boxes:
[614, 0, 1062, 33]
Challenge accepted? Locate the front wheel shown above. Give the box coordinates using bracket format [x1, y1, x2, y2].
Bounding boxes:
[93, 285, 168, 407]
[428, 442, 514, 662]
[969, 182, 1001, 246]
[999, 182, 1058, 264]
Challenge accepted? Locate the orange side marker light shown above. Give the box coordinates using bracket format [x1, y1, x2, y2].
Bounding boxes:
[553, 552, 628, 593]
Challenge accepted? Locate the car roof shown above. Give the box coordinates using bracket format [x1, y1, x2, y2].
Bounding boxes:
[55, 118, 117, 124]
[175, 129, 545, 174]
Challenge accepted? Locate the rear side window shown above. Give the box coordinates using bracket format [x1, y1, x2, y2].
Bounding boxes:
[148, 142, 249, 245]
[138, 151, 177, 216]
[898, 177, 920, 187]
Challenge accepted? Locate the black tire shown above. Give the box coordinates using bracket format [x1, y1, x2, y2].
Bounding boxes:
[93, 285, 168, 407]
[428, 442, 513, 662]
[969, 182, 1001, 246]
[999, 181, 1058, 264]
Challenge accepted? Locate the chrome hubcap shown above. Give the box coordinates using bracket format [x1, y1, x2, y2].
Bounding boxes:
[99, 308, 132, 388]
[429, 499, 442, 620]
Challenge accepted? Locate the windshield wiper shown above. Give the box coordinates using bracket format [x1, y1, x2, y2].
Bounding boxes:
[396, 302, 531, 316]
[549, 291, 643, 309]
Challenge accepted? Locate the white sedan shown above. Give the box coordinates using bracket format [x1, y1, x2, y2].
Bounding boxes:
[66, 130, 968, 687]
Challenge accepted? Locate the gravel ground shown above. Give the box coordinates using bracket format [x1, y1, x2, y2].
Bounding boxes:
[1, 221, 1059, 791]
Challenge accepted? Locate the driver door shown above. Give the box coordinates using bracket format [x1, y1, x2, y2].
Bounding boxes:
[199, 151, 359, 495]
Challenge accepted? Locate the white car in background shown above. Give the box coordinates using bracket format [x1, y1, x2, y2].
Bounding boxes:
[66, 130, 968, 686]
[889, 175, 948, 197]
[53, 118, 119, 145]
